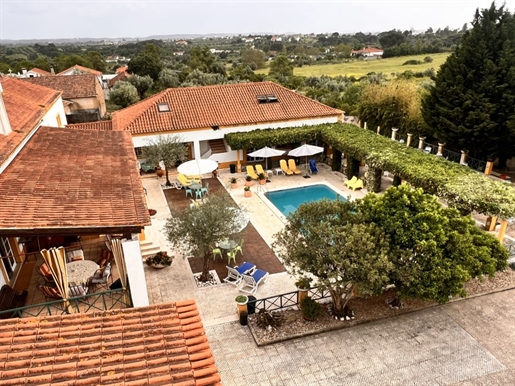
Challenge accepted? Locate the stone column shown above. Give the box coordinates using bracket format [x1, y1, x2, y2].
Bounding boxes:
[377, 126, 381, 135]
[364, 122, 367, 130]
[406, 133, 413, 147]
[460, 150, 469, 165]
[436, 143, 445, 156]
[236, 149, 242, 173]
[418, 136, 426, 150]
[391, 128, 398, 141]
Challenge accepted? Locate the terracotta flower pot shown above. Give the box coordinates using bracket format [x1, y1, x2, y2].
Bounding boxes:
[231, 183, 238, 189]
[244, 191, 252, 197]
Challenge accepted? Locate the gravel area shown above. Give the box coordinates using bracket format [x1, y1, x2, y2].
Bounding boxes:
[248, 269, 515, 346]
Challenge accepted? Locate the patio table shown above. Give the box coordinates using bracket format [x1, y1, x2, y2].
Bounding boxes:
[67, 260, 99, 286]
[218, 239, 238, 251]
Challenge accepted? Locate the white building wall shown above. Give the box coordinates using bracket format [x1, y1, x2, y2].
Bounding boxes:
[41, 96, 68, 127]
[132, 115, 341, 162]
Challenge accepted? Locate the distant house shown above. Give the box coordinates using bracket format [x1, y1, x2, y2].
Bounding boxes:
[68, 81, 343, 171]
[26, 67, 51, 77]
[22, 74, 107, 123]
[57, 64, 103, 77]
[351, 47, 384, 58]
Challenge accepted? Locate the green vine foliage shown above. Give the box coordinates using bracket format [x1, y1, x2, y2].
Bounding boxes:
[225, 123, 515, 218]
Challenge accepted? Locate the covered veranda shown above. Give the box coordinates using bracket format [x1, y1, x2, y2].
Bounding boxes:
[0, 127, 151, 317]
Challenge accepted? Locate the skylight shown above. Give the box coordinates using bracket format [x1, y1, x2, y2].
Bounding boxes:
[257, 94, 279, 104]
[157, 103, 170, 112]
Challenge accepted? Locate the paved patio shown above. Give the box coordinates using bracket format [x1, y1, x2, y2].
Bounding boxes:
[142, 163, 515, 385]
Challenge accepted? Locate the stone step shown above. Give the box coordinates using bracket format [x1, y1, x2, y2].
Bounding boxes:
[141, 245, 162, 259]
[209, 139, 226, 154]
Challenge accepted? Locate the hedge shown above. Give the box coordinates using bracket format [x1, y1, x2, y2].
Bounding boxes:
[225, 123, 515, 218]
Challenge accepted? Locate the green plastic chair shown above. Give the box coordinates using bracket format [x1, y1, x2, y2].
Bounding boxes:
[212, 247, 223, 261]
[234, 239, 244, 257]
[227, 249, 237, 265]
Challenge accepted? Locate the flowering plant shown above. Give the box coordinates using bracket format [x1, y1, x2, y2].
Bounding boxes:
[145, 251, 173, 266]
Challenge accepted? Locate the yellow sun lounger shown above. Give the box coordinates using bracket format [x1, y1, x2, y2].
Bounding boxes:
[288, 159, 302, 175]
[344, 176, 358, 188]
[350, 179, 364, 191]
[280, 159, 293, 176]
[246, 165, 259, 180]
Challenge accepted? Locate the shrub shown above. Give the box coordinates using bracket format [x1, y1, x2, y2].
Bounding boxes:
[402, 59, 422, 66]
[300, 296, 322, 321]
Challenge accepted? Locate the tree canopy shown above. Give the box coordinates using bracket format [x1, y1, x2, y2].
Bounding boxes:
[141, 135, 188, 186]
[109, 81, 139, 108]
[422, 3, 515, 166]
[164, 194, 244, 281]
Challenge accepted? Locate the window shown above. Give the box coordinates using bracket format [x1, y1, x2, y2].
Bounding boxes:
[157, 103, 170, 112]
[0, 238, 15, 279]
[256, 94, 279, 104]
[246, 148, 264, 162]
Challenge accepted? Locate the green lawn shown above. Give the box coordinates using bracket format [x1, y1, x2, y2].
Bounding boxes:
[257, 52, 450, 78]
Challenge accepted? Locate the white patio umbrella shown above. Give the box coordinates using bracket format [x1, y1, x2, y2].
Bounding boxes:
[177, 159, 218, 177]
[288, 144, 324, 178]
[248, 146, 285, 181]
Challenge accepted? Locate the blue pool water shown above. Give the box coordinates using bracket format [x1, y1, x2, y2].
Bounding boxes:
[265, 184, 344, 216]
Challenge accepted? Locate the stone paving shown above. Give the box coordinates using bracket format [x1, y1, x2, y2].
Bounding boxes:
[141, 165, 515, 385]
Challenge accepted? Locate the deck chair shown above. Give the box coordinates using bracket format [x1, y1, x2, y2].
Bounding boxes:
[37, 285, 62, 301]
[288, 159, 302, 175]
[246, 165, 259, 180]
[344, 176, 358, 188]
[309, 158, 319, 174]
[255, 164, 269, 178]
[240, 268, 269, 295]
[350, 179, 364, 191]
[178, 174, 193, 187]
[223, 261, 256, 286]
[280, 159, 293, 176]
[89, 263, 112, 291]
[68, 284, 88, 297]
[36, 262, 55, 284]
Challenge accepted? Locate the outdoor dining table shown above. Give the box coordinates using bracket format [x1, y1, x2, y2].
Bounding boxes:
[67, 260, 99, 286]
[218, 239, 238, 251]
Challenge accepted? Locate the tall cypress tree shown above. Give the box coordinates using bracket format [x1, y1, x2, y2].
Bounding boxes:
[422, 3, 515, 166]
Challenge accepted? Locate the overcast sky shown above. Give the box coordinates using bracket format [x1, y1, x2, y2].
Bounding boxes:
[0, 0, 513, 41]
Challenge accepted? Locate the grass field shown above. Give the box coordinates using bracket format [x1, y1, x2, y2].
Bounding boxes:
[256, 52, 450, 78]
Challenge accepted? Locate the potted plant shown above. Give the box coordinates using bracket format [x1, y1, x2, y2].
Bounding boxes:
[300, 296, 322, 321]
[295, 276, 312, 303]
[145, 251, 173, 268]
[245, 175, 253, 187]
[155, 166, 165, 178]
[235, 295, 248, 316]
[244, 186, 252, 197]
[229, 177, 238, 189]
[258, 173, 266, 185]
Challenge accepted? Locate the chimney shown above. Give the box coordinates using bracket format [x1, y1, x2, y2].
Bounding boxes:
[21, 68, 27, 76]
[50, 65, 55, 75]
[0, 83, 13, 136]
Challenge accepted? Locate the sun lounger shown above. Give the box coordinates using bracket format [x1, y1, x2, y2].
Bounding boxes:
[223, 261, 256, 286]
[240, 268, 269, 295]
[280, 159, 293, 176]
[246, 165, 259, 180]
[344, 176, 358, 188]
[288, 159, 302, 175]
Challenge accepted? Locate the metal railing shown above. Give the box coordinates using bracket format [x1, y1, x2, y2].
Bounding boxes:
[0, 288, 131, 319]
[251, 286, 332, 313]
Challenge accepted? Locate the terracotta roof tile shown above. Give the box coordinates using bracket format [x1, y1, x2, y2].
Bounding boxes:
[0, 77, 62, 165]
[57, 64, 103, 76]
[0, 302, 220, 385]
[0, 126, 149, 234]
[67, 120, 113, 130]
[30, 67, 52, 76]
[111, 81, 342, 134]
[22, 74, 100, 99]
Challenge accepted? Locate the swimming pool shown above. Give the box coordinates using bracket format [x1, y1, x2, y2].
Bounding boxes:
[264, 184, 344, 217]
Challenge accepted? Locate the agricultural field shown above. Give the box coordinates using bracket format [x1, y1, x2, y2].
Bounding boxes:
[257, 52, 450, 78]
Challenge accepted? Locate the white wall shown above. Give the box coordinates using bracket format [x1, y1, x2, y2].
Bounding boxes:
[41, 96, 68, 127]
[122, 239, 149, 307]
[132, 115, 341, 161]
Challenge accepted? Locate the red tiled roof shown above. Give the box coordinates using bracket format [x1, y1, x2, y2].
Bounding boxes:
[30, 67, 51, 76]
[116, 65, 129, 74]
[0, 77, 62, 165]
[67, 120, 113, 131]
[22, 74, 100, 99]
[0, 126, 149, 235]
[0, 300, 222, 386]
[108, 70, 130, 88]
[57, 64, 103, 76]
[111, 81, 342, 134]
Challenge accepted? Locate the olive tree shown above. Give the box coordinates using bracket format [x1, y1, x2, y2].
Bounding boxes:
[109, 81, 139, 108]
[165, 194, 243, 281]
[141, 135, 188, 186]
[274, 199, 393, 316]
